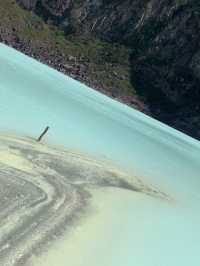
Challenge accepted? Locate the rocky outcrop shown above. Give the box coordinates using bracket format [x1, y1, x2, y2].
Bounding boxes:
[16, 0, 200, 139]
[17, 0, 38, 10]
[130, 1, 200, 108]
[17, 0, 72, 13]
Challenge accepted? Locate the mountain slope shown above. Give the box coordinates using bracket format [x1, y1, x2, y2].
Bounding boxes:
[0, 0, 148, 112]
[2, 0, 200, 139]
[17, 0, 200, 138]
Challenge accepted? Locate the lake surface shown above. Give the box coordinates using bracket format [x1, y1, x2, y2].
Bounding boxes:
[0, 44, 200, 265]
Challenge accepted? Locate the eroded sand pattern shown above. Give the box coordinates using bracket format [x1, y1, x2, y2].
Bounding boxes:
[0, 134, 169, 266]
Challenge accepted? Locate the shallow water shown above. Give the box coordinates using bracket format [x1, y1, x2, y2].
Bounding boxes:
[0, 44, 200, 265]
[31, 187, 200, 266]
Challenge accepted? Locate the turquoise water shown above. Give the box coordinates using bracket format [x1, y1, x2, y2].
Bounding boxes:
[1, 44, 200, 265]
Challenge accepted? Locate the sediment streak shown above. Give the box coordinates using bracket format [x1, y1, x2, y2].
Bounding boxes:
[0, 134, 169, 265]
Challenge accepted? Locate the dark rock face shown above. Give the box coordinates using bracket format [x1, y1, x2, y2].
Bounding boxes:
[17, 0, 74, 33]
[130, 1, 200, 138]
[130, 1, 200, 108]
[17, 0, 72, 13]
[16, 0, 200, 138]
[17, 0, 38, 10]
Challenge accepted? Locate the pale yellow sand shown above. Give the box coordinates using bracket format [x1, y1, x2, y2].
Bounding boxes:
[29, 187, 138, 266]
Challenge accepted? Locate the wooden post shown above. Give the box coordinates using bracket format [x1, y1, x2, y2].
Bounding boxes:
[37, 126, 49, 142]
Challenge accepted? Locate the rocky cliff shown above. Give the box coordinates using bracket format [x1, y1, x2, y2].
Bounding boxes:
[13, 1, 200, 138]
